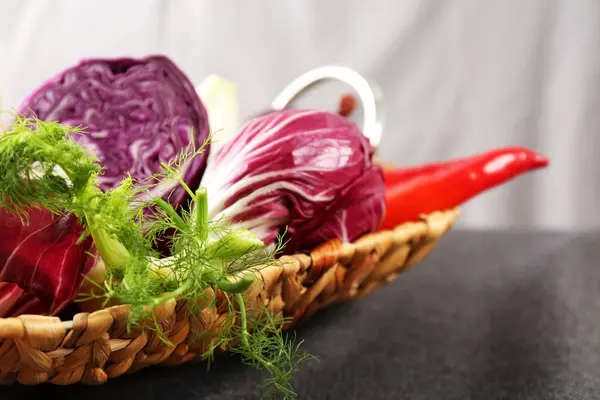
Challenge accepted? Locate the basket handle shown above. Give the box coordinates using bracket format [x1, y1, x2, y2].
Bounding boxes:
[271, 66, 385, 151]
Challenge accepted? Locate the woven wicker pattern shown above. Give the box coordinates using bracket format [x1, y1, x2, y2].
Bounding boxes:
[0, 208, 459, 386]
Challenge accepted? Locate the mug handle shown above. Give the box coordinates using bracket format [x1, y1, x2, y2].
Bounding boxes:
[271, 65, 384, 151]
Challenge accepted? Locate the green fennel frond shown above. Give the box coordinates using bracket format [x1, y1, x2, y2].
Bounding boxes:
[137, 129, 213, 204]
[230, 294, 317, 400]
[0, 116, 313, 399]
[0, 115, 100, 220]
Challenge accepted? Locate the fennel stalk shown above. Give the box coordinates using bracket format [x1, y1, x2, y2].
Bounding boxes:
[0, 116, 313, 399]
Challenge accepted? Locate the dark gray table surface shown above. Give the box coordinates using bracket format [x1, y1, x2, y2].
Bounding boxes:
[2, 229, 600, 400]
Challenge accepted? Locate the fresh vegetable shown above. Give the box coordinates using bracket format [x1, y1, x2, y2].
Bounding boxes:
[199, 108, 386, 254]
[196, 74, 241, 161]
[337, 92, 357, 117]
[0, 117, 312, 399]
[0, 207, 97, 318]
[333, 93, 550, 231]
[16, 55, 210, 209]
[382, 159, 467, 186]
[379, 146, 550, 230]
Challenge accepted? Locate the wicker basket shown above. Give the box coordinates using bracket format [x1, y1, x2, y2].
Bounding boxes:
[0, 208, 459, 386]
[0, 65, 459, 387]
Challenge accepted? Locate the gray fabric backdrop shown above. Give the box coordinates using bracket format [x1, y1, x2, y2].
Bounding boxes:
[1, 0, 598, 230]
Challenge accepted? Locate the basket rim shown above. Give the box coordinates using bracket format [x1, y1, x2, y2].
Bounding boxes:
[0, 208, 460, 336]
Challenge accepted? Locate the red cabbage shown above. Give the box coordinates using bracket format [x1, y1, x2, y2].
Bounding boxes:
[0, 207, 97, 318]
[17, 55, 210, 207]
[200, 109, 386, 254]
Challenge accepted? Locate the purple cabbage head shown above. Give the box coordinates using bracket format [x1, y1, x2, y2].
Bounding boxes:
[17, 55, 210, 208]
[200, 109, 386, 254]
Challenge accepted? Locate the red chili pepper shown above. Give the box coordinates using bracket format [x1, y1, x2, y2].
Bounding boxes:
[383, 158, 469, 186]
[379, 146, 549, 230]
